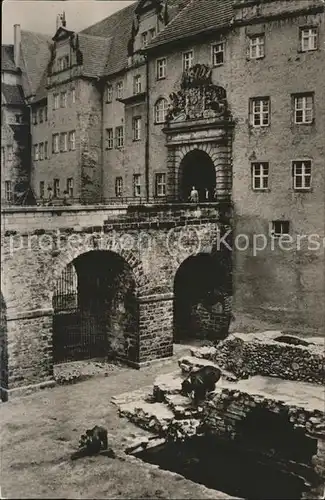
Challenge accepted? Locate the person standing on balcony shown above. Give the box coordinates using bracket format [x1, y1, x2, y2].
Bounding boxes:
[205, 188, 209, 201]
[189, 186, 199, 203]
[47, 186, 53, 206]
[63, 190, 70, 206]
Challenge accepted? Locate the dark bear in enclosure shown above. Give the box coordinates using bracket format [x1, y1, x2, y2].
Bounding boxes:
[71, 425, 110, 460]
[181, 365, 221, 404]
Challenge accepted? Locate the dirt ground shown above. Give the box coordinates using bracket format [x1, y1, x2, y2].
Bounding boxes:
[0, 346, 232, 500]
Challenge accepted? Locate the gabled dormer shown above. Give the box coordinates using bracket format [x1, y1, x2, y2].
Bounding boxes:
[128, 0, 169, 56]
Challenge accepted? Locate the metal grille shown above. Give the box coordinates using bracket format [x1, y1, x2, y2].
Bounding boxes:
[52, 263, 108, 363]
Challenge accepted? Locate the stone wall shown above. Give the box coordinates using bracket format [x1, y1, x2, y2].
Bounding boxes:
[212, 332, 325, 385]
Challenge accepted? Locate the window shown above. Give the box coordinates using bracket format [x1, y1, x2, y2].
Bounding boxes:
[71, 88, 76, 104]
[149, 28, 156, 40]
[141, 32, 148, 48]
[67, 178, 74, 197]
[53, 179, 60, 198]
[132, 117, 141, 141]
[39, 108, 44, 123]
[252, 162, 269, 190]
[133, 75, 142, 95]
[68, 131, 76, 151]
[32, 110, 37, 125]
[251, 97, 270, 127]
[294, 94, 313, 124]
[60, 92, 67, 108]
[60, 133, 68, 152]
[155, 98, 168, 123]
[53, 93, 59, 110]
[44, 106, 48, 121]
[183, 50, 193, 71]
[115, 177, 123, 197]
[7, 145, 13, 162]
[155, 173, 166, 197]
[212, 41, 224, 66]
[52, 134, 60, 153]
[105, 128, 114, 149]
[116, 81, 124, 99]
[157, 58, 167, 79]
[5, 181, 12, 202]
[15, 114, 23, 124]
[133, 174, 141, 197]
[292, 160, 312, 190]
[115, 126, 124, 148]
[249, 35, 265, 59]
[300, 27, 318, 52]
[39, 181, 45, 199]
[58, 55, 69, 71]
[271, 221, 290, 237]
[44, 141, 48, 159]
[106, 84, 113, 102]
[39, 142, 44, 160]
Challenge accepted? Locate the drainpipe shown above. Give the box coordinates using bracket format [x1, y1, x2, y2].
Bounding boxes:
[145, 54, 150, 202]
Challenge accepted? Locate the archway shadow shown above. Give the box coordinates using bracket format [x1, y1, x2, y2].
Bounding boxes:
[179, 149, 216, 202]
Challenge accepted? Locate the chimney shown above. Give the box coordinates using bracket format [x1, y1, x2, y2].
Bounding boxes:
[14, 24, 21, 68]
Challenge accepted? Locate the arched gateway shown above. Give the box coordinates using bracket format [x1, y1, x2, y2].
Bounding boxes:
[52, 250, 138, 364]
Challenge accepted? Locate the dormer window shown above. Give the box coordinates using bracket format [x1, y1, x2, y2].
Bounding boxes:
[116, 81, 124, 100]
[149, 28, 156, 41]
[141, 32, 148, 48]
[57, 55, 69, 72]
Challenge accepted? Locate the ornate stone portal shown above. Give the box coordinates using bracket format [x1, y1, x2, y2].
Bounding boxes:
[163, 64, 233, 202]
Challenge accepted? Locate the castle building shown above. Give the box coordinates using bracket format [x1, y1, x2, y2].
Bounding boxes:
[1, 0, 324, 333]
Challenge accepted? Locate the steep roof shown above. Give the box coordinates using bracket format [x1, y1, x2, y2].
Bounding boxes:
[147, 0, 234, 50]
[20, 30, 51, 97]
[1, 45, 17, 72]
[78, 33, 113, 77]
[2, 83, 25, 105]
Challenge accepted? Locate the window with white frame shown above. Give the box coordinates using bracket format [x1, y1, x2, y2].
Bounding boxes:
[68, 131, 76, 151]
[34, 144, 39, 161]
[115, 177, 123, 197]
[39, 181, 45, 199]
[53, 93, 59, 110]
[300, 27, 318, 52]
[251, 97, 270, 127]
[44, 106, 48, 121]
[106, 84, 113, 102]
[7, 145, 13, 162]
[32, 110, 37, 125]
[58, 55, 69, 71]
[149, 28, 156, 40]
[249, 34, 265, 59]
[294, 94, 313, 124]
[133, 75, 142, 95]
[132, 117, 141, 141]
[271, 220, 290, 237]
[52, 134, 60, 153]
[60, 91, 67, 108]
[115, 126, 124, 148]
[212, 41, 224, 66]
[39, 142, 44, 160]
[5, 181, 12, 202]
[71, 88, 76, 104]
[39, 108, 44, 123]
[156, 58, 167, 79]
[105, 128, 114, 149]
[292, 160, 312, 190]
[155, 173, 166, 197]
[252, 162, 269, 190]
[141, 32, 148, 48]
[116, 81, 124, 99]
[133, 174, 141, 197]
[67, 178, 74, 197]
[155, 98, 168, 123]
[44, 141, 48, 159]
[53, 178, 60, 198]
[60, 132, 68, 152]
[183, 50, 193, 71]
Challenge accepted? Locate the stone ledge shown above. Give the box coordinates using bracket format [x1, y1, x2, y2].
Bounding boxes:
[7, 308, 54, 321]
[138, 292, 174, 304]
[1, 379, 56, 401]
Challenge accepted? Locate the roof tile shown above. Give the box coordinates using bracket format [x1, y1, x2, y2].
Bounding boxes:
[2, 83, 25, 105]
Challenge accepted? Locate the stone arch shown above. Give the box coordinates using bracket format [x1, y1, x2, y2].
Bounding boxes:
[0, 292, 8, 401]
[178, 148, 216, 201]
[50, 242, 149, 304]
[173, 252, 231, 342]
[52, 249, 140, 364]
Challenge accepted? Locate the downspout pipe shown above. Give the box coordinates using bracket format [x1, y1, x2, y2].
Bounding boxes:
[145, 54, 150, 202]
